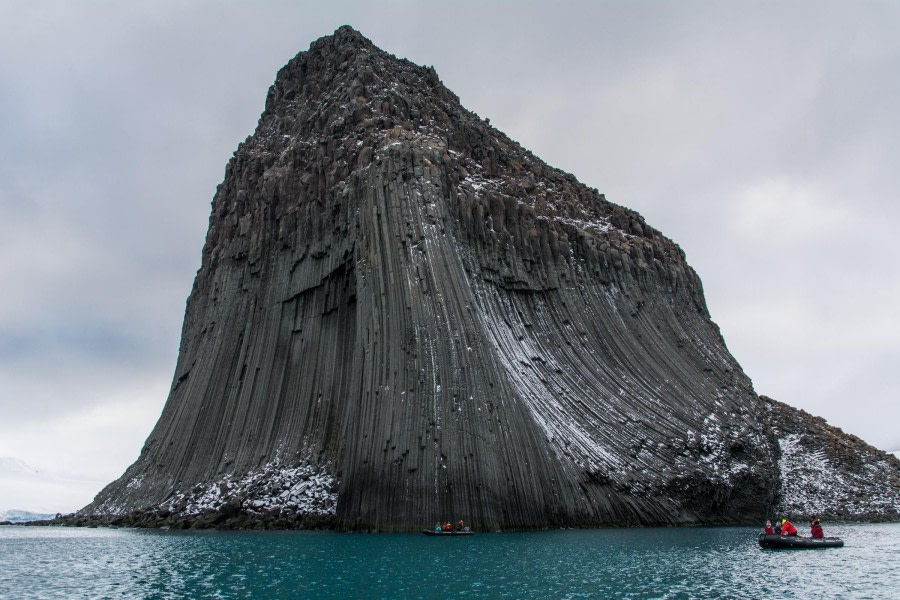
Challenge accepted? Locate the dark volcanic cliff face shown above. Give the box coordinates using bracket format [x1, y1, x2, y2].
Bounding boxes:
[82, 26, 788, 530]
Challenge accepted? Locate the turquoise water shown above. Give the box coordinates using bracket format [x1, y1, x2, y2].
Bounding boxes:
[1, 523, 897, 599]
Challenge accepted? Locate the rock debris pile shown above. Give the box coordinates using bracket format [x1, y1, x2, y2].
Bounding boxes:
[764, 397, 899, 520]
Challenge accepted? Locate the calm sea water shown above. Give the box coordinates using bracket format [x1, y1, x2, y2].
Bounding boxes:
[1, 523, 897, 599]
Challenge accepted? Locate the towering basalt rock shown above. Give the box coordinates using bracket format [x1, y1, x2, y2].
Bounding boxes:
[80, 26, 896, 530]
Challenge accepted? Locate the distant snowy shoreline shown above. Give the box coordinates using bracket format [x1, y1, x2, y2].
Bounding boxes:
[0, 509, 55, 523]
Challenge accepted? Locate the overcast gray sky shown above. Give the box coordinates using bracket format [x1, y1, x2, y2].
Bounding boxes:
[2, 0, 898, 513]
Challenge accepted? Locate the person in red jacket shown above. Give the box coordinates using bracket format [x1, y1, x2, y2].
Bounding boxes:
[810, 517, 824, 538]
[764, 520, 774, 534]
[780, 518, 798, 536]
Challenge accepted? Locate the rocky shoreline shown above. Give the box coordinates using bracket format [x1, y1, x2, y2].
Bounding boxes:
[12, 510, 898, 532]
[21, 511, 336, 531]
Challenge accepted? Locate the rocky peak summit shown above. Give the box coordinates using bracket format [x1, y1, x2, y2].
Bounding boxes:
[223, 25, 682, 289]
[81, 27, 898, 530]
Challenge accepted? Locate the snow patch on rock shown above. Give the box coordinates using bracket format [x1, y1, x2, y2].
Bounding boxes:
[164, 462, 337, 518]
[777, 433, 899, 516]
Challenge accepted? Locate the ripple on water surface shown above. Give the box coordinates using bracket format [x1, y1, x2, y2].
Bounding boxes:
[1, 523, 898, 599]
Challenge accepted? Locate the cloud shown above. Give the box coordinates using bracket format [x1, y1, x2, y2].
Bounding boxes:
[0, 387, 167, 482]
[728, 178, 853, 243]
[0, 465, 102, 515]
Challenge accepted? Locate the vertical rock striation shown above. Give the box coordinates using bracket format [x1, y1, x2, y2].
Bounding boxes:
[80, 26, 896, 530]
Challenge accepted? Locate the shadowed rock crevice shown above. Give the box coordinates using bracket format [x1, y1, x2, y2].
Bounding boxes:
[79, 26, 897, 530]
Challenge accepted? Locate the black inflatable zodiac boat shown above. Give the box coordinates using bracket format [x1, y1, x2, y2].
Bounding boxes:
[758, 533, 843, 549]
